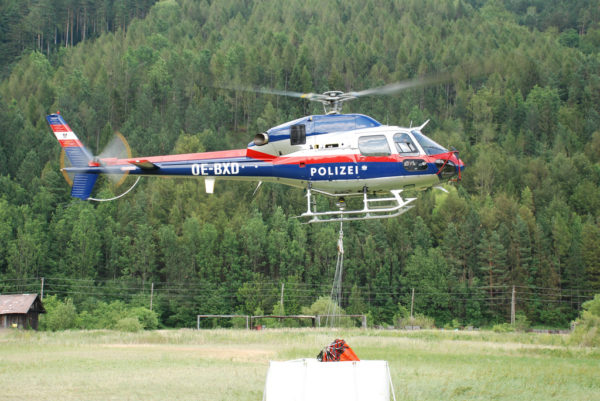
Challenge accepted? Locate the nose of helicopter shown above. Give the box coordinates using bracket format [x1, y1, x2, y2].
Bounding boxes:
[435, 151, 464, 181]
[456, 156, 465, 180]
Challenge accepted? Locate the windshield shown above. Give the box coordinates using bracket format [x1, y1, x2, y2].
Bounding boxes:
[411, 131, 448, 155]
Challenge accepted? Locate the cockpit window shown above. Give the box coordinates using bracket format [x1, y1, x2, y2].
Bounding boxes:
[411, 131, 447, 155]
[394, 133, 419, 155]
[358, 135, 391, 156]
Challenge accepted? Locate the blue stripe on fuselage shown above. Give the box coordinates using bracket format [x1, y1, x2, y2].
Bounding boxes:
[67, 159, 441, 183]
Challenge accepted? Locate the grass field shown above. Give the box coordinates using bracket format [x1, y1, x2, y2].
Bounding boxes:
[0, 328, 598, 400]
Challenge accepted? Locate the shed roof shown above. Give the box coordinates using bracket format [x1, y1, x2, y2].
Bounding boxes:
[0, 294, 46, 315]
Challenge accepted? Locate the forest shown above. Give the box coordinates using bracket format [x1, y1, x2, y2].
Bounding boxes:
[0, 0, 599, 329]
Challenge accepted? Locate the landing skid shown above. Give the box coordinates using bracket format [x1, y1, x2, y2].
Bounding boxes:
[300, 186, 416, 223]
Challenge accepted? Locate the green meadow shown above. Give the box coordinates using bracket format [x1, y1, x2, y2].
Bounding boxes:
[0, 329, 598, 400]
[0, 329, 600, 400]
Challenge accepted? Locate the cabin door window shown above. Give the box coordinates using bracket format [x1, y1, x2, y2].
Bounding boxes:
[358, 135, 391, 156]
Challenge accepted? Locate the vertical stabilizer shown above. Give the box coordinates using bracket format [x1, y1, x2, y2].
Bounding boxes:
[47, 113, 99, 200]
[46, 114, 93, 167]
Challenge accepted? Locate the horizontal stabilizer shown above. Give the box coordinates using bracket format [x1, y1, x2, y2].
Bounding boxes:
[71, 173, 99, 200]
[129, 159, 159, 170]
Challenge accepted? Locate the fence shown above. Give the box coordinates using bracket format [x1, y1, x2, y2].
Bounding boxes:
[197, 314, 250, 330]
[2, 277, 596, 327]
[196, 314, 368, 329]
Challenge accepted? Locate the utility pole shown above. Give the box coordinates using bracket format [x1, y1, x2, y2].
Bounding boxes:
[150, 282, 154, 311]
[511, 286, 516, 325]
[410, 288, 415, 319]
[40, 277, 44, 299]
[280, 282, 285, 311]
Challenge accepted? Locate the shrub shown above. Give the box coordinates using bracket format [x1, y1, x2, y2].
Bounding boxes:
[514, 312, 530, 332]
[269, 302, 301, 328]
[302, 296, 344, 316]
[80, 300, 128, 329]
[492, 323, 515, 333]
[114, 317, 143, 332]
[396, 313, 435, 329]
[393, 304, 409, 325]
[231, 315, 250, 329]
[444, 319, 462, 330]
[128, 307, 159, 330]
[570, 294, 600, 347]
[302, 296, 355, 328]
[40, 296, 78, 331]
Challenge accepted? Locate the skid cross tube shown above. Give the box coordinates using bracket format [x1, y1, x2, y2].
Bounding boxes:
[300, 187, 416, 223]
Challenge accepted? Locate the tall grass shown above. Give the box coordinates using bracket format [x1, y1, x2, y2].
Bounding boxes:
[0, 329, 598, 400]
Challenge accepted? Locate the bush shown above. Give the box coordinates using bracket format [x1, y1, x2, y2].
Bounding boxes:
[40, 296, 159, 331]
[396, 313, 435, 329]
[269, 302, 301, 328]
[128, 307, 159, 330]
[514, 312, 530, 332]
[75, 301, 158, 330]
[231, 315, 250, 329]
[393, 304, 409, 325]
[40, 296, 78, 331]
[302, 296, 344, 316]
[490, 313, 529, 333]
[79, 301, 128, 329]
[444, 319, 461, 330]
[114, 317, 143, 332]
[492, 323, 515, 333]
[570, 294, 600, 347]
[302, 296, 355, 328]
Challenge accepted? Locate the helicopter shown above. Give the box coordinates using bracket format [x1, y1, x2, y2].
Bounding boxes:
[47, 78, 464, 223]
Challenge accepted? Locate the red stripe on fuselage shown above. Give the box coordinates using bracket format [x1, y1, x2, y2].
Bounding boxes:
[246, 148, 277, 161]
[58, 139, 83, 147]
[273, 152, 463, 166]
[100, 148, 277, 166]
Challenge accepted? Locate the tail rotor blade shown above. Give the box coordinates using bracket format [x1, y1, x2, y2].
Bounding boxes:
[97, 132, 132, 187]
[60, 149, 74, 186]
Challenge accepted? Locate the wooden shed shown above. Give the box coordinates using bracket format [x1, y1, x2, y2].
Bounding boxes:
[0, 294, 46, 330]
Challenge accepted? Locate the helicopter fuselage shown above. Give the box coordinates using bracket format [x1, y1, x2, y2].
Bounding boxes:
[52, 113, 463, 199]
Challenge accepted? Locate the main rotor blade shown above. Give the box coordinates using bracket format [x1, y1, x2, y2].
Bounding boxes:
[350, 74, 449, 98]
[252, 87, 312, 99]
[219, 84, 333, 103]
[217, 84, 310, 99]
[217, 72, 450, 105]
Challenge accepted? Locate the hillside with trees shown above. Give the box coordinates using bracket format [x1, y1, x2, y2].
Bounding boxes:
[0, 0, 599, 328]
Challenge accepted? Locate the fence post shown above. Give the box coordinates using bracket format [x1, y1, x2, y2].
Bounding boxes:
[150, 282, 154, 311]
[361, 314, 367, 329]
[511, 286, 516, 325]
